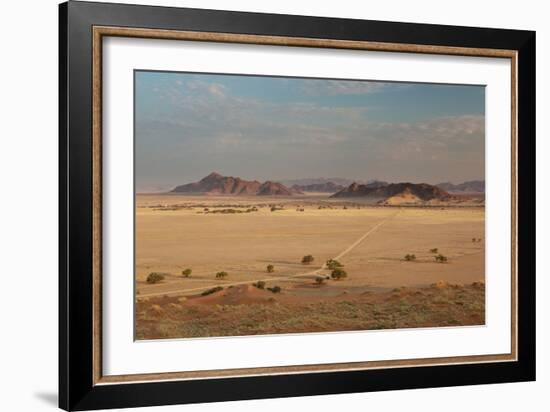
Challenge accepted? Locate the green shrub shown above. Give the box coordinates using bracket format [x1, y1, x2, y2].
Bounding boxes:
[301, 255, 314, 264]
[326, 259, 343, 270]
[215, 271, 228, 279]
[146, 272, 165, 284]
[331, 268, 347, 280]
[201, 286, 223, 296]
[181, 268, 192, 277]
[404, 254, 416, 261]
[267, 285, 281, 293]
[253, 281, 266, 289]
[266, 264, 274, 273]
[435, 254, 448, 263]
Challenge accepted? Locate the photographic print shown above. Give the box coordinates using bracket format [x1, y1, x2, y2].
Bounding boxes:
[60, 5, 534, 408]
[134, 71, 486, 340]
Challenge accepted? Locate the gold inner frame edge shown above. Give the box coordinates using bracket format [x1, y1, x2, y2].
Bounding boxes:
[91, 25, 518, 385]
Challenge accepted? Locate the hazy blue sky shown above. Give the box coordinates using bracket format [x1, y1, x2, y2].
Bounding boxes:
[135, 71, 485, 192]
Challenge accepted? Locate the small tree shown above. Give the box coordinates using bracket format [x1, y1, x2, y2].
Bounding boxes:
[146, 272, 165, 284]
[429, 248, 438, 254]
[201, 286, 223, 296]
[181, 268, 192, 277]
[267, 285, 281, 293]
[435, 254, 448, 263]
[215, 271, 228, 279]
[331, 268, 347, 280]
[253, 280, 266, 289]
[266, 264, 274, 273]
[301, 255, 314, 264]
[326, 259, 343, 270]
[404, 254, 416, 261]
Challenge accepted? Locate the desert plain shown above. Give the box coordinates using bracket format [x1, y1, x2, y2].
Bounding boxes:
[135, 193, 485, 340]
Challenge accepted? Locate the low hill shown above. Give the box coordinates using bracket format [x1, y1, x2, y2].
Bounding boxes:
[171, 172, 301, 196]
[331, 182, 452, 204]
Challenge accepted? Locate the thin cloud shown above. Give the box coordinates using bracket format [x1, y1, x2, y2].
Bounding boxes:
[301, 79, 398, 96]
[135, 72, 484, 185]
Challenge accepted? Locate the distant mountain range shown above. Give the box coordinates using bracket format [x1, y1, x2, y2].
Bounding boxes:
[289, 179, 388, 194]
[280, 177, 387, 188]
[169, 173, 484, 201]
[291, 182, 345, 193]
[171, 172, 301, 196]
[435, 180, 485, 194]
[280, 177, 356, 187]
[331, 182, 453, 204]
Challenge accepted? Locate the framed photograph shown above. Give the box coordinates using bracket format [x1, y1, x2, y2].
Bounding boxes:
[59, 1, 535, 410]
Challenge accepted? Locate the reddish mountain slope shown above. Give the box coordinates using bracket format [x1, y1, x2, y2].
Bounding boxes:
[171, 172, 300, 196]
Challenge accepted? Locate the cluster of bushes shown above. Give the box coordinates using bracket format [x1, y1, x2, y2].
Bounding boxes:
[146, 272, 166, 284]
[434, 254, 448, 263]
[252, 281, 281, 293]
[201, 286, 223, 296]
[326, 259, 343, 270]
[215, 271, 229, 279]
[206, 208, 250, 214]
[330, 268, 347, 280]
[253, 281, 266, 289]
[301, 255, 314, 264]
[404, 250, 448, 263]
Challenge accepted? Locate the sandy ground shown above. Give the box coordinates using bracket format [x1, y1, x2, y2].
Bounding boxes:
[135, 194, 484, 298]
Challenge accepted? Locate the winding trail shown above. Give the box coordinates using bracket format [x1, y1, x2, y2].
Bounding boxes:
[138, 210, 400, 299]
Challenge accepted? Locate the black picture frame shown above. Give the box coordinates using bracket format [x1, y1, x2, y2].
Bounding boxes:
[59, 1, 536, 410]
